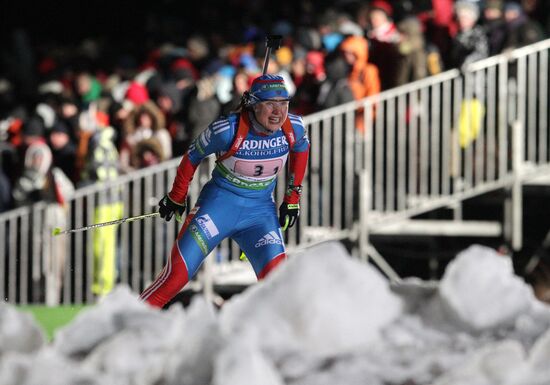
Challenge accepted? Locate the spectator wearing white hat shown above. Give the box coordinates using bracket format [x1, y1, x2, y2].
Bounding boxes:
[449, 1, 489, 70]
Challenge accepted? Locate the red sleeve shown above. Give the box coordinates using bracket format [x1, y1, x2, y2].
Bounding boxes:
[284, 146, 309, 204]
[168, 154, 199, 204]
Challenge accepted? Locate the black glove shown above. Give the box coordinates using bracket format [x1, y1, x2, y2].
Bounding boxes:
[158, 195, 186, 222]
[279, 202, 300, 230]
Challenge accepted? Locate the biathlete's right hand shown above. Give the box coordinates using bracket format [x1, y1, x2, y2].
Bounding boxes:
[158, 195, 186, 222]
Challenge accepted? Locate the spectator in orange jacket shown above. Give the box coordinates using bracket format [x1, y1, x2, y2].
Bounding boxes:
[340, 35, 381, 132]
[340, 35, 381, 101]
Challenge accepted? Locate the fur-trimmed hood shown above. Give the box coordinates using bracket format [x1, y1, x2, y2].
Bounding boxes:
[123, 101, 166, 136]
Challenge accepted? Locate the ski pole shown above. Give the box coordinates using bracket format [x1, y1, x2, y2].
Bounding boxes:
[262, 35, 283, 75]
[52, 212, 160, 236]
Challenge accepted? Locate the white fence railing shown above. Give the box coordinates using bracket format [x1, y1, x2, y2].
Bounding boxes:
[2, 39, 550, 304]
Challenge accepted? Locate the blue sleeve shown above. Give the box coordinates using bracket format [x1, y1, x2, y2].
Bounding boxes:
[288, 113, 309, 153]
[187, 116, 236, 164]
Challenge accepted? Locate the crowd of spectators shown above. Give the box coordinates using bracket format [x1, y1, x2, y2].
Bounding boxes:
[0, 0, 549, 213]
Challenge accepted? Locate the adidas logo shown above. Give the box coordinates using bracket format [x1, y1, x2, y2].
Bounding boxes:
[255, 231, 282, 248]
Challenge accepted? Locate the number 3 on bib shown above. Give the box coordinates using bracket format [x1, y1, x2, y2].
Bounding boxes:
[235, 159, 283, 178]
[253, 165, 264, 176]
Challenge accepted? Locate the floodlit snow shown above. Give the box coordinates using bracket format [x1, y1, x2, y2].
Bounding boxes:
[1, 242, 550, 385]
[0, 303, 44, 356]
[439, 245, 535, 331]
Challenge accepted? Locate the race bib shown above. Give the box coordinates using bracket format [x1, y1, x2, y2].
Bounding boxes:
[234, 159, 283, 178]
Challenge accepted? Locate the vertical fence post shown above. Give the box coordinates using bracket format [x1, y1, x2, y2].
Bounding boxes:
[511, 120, 524, 251]
[360, 103, 373, 262]
[359, 168, 370, 263]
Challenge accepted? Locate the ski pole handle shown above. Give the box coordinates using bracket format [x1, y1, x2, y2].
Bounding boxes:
[52, 212, 160, 236]
[262, 35, 283, 75]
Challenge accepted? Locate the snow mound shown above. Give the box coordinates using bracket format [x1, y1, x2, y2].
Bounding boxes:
[212, 338, 284, 385]
[220, 241, 403, 358]
[0, 303, 44, 356]
[439, 245, 536, 331]
[0, 349, 116, 385]
[53, 285, 159, 356]
[1, 242, 550, 385]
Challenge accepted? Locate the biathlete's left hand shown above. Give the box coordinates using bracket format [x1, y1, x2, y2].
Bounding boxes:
[279, 202, 300, 231]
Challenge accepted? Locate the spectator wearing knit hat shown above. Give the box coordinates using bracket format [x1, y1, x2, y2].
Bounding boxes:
[448, 1, 489, 70]
[396, 16, 428, 86]
[483, 0, 508, 55]
[366, 1, 403, 90]
[124, 82, 150, 107]
[293, 51, 326, 116]
[48, 120, 77, 183]
[0, 166, 11, 213]
[155, 82, 186, 157]
[502, 1, 545, 50]
[13, 116, 67, 208]
[415, 0, 457, 69]
[367, 0, 399, 42]
[74, 72, 102, 107]
[0, 118, 16, 212]
[316, 53, 355, 111]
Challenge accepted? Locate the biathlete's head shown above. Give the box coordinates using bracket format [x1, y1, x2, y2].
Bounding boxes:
[244, 74, 289, 132]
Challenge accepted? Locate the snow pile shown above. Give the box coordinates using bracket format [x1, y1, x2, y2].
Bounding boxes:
[439, 245, 535, 331]
[1, 242, 550, 385]
[0, 349, 109, 385]
[0, 303, 44, 356]
[219, 241, 403, 357]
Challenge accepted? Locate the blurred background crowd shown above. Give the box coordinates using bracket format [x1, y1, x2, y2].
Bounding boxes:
[1, 0, 549, 214]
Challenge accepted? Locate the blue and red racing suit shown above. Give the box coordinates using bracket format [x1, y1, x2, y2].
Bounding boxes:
[140, 111, 309, 307]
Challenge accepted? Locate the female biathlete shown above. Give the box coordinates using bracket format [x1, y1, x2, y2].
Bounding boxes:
[140, 74, 310, 308]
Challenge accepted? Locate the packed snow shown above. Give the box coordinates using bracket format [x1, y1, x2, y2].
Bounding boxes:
[1, 242, 550, 385]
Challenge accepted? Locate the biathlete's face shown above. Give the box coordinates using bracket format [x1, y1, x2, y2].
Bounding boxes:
[253, 98, 290, 132]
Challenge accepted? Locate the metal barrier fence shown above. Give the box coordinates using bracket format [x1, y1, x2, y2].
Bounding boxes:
[2, 39, 550, 304]
[356, 39, 550, 269]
